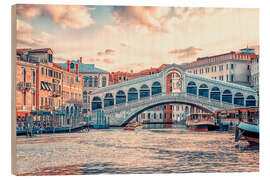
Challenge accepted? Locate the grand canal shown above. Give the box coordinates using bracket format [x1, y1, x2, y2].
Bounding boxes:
[16, 124, 259, 175]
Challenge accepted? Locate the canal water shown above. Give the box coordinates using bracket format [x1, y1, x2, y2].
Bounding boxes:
[16, 124, 259, 175]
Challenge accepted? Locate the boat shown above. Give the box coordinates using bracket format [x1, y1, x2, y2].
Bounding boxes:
[186, 113, 218, 131]
[235, 107, 259, 145]
[123, 122, 141, 131]
[216, 109, 243, 131]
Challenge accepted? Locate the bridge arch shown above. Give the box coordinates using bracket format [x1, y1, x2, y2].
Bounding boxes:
[234, 92, 244, 106]
[122, 100, 215, 126]
[152, 81, 162, 95]
[166, 69, 183, 94]
[116, 90, 126, 104]
[140, 84, 150, 99]
[104, 93, 114, 107]
[222, 89, 232, 104]
[128, 87, 138, 102]
[92, 96, 102, 110]
[246, 95, 256, 107]
[198, 84, 209, 98]
[210, 87, 220, 101]
[187, 81, 197, 95]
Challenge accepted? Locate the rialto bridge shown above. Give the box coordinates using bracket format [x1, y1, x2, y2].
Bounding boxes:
[88, 64, 258, 126]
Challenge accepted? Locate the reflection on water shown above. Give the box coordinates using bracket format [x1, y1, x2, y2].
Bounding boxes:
[16, 124, 259, 175]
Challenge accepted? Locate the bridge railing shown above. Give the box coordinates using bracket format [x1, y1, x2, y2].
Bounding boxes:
[92, 91, 245, 116]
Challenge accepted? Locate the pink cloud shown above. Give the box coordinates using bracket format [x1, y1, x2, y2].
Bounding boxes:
[16, 4, 94, 29]
[16, 19, 54, 47]
[120, 43, 129, 47]
[169, 46, 203, 59]
[97, 49, 116, 56]
[113, 6, 171, 33]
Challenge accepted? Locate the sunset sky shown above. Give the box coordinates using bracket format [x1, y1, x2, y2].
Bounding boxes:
[16, 5, 259, 72]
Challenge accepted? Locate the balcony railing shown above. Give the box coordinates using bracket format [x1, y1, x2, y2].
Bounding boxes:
[17, 82, 32, 90]
[51, 91, 61, 97]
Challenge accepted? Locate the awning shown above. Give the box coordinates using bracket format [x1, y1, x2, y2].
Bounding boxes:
[17, 112, 30, 116]
[30, 110, 51, 115]
[54, 112, 66, 115]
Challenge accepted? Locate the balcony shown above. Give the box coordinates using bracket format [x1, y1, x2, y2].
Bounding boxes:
[51, 91, 61, 97]
[40, 105, 53, 111]
[17, 82, 32, 91]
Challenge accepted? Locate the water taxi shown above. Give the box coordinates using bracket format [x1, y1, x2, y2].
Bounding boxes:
[234, 107, 259, 145]
[186, 113, 218, 131]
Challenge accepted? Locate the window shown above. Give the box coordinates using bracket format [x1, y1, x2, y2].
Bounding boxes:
[164, 113, 167, 119]
[119, 76, 121, 80]
[141, 113, 145, 119]
[102, 76, 107, 87]
[226, 75, 229, 81]
[160, 113, 162, 119]
[226, 64, 229, 70]
[231, 64, 234, 69]
[214, 66, 216, 72]
[41, 67, 44, 75]
[219, 76, 224, 81]
[22, 68, 26, 82]
[148, 113, 151, 119]
[211, 66, 214, 72]
[219, 65, 223, 71]
[41, 97, 43, 106]
[45, 97, 47, 105]
[163, 105, 167, 110]
[59, 73, 61, 79]
[231, 74, 234, 82]
[94, 76, 98, 87]
[247, 65, 250, 70]
[48, 69, 53, 77]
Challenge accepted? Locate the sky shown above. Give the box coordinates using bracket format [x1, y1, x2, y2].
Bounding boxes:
[16, 4, 259, 72]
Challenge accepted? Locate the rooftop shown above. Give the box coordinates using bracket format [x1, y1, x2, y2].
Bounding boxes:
[57, 60, 108, 73]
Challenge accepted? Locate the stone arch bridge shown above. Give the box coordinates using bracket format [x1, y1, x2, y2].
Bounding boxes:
[88, 64, 258, 126]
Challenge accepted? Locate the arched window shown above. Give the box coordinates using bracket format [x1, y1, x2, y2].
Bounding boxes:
[83, 91, 87, 104]
[128, 88, 138, 102]
[104, 93, 114, 107]
[187, 81, 197, 95]
[246, 95, 256, 107]
[140, 84, 150, 98]
[22, 67, 26, 82]
[116, 90, 126, 104]
[94, 76, 98, 87]
[199, 84, 209, 98]
[92, 96, 102, 110]
[210, 87, 220, 101]
[152, 81, 162, 95]
[88, 76, 93, 87]
[234, 92, 244, 106]
[222, 89, 232, 103]
[102, 76, 107, 87]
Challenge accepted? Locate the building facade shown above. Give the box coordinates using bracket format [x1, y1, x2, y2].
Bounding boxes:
[250, 56, 259, 91]
[181, 47, 258, 87]
[16, 48, 84, 129]
[57, 58, 109, 115]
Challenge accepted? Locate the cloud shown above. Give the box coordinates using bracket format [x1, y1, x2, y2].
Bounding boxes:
[103, 58, 114, 64]
[97, 49, 116, 56]
[87, 57, 114, 64]
[169, 46, 203, 59]
[120, 43, 129, 48]
[16, 19, 54, 47]
[16, 4, 94, 29]
[113, 6, 171, 33]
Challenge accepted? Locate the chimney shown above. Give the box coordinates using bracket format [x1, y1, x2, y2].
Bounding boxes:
[79, 57, 82, 63]
[75, 64, 79, 74]
[67, 60, 71, 72]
